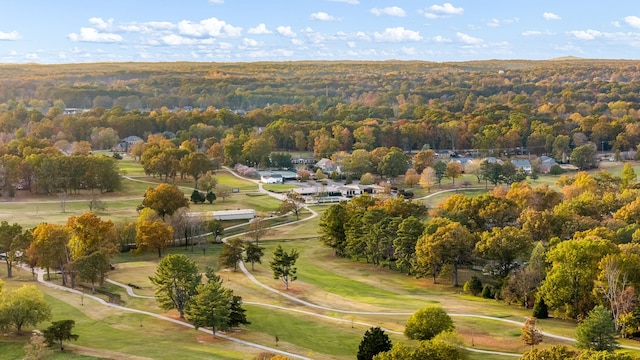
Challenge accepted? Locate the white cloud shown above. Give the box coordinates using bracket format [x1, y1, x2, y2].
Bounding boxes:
[277, 26, 296, 38]
[612, 21, 622, 28]
[291, 38, 305, 46]
[245, 48, 295, 59]
[177, 17, 241, 38]
[487, 19, 500, 27]
[355, 31, 370, 40]
[89, 17, 114, 30]
[625, 16, 640, 29]
[553, 43, 583, 53]
[401, 46, 416, 55]
[373, 27, 422, 42]
[347, 48, 378, 57]
[0, 31, 20, 41]
[248, 23, 272, 35]
[521, 30, 554, 37]
[68, 28, 123, 43]
[120, 21, 174, 34]
[26, 53, 38, 59]
[432, 35, 452, 43]
[209, 0, 224, 3]
[568, 29, 602, 40]
[145, 22, 175, 31]
[242, 38, 258, 47]
[370, 6, 406, 17]
[422, 3, 464, 19]
[219, 42, 233, 50]
[329, 0, 359, 4]
[310, 12, 337, 21]
[161, 34, 197, 46]
[486, 18, 518, 27]
[347, 41, 356, 48]
[543, 12, 561, 20]
[304, 30, 329, 45]
[456, 32, 483, 44]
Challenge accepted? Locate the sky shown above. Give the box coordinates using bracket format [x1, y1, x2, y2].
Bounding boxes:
[1, 0, 639, 64]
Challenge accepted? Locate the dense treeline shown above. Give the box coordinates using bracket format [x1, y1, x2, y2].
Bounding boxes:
[3, 60, 640, 114]
[0, 144, 121, 197]
[2, 59, 640, 196]
[0, 60, 640, 160]
[320, 167, 640, 335]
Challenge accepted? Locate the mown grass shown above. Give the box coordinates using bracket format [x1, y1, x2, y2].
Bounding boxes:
[0, 197, 144, 229]
[262, 184, 299, 193]
[418, 189, 487, 209]
[10, 163, 640, 358]
[0, 168, 273, 229]
[453, 316, 571, 354]
[244, 305, 367, 358]
[254, 240, 433, 310]
[215, 171, 259, 191]
[0, 340, 105, 360]
[116, 157, 147, 177]
[0, 267, 254, 360]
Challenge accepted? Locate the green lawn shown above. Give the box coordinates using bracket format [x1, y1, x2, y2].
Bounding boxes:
[418, 189, 487, 209]
[245, 305, 367, 358]
[262, 184, 299, 193]
[9, 163, 640, 359]
[215, 171, 259, 191]
[2, 231, 587, 360]
[0, 267, 254, 360]
[0, 197, 144, 229]
[116, 156, 147, 177]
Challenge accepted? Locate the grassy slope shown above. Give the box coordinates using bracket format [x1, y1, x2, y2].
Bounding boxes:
[4, 162, 640, 359]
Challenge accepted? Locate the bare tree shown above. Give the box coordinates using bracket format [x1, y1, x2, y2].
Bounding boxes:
[595, 255, 637, 331]
[277, 191, 306, 220]
[215, 184, 232, 202]
[247, 216, 271, 246]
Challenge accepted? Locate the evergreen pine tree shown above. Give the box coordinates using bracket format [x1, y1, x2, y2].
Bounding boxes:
[357, 327, 392, 360]
[463, 276, 483, 296]
[532, 298, 549, 319]
[191, 189, 205, 204]
[227, 295, 250, 328]
[205, 191, 216, 204]
[576, 305, 618, 351]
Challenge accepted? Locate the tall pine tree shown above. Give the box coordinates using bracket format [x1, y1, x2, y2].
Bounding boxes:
[357, 327, 392, 360]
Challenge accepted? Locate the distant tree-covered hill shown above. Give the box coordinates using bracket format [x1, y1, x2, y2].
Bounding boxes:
[1, 59, 639, 113]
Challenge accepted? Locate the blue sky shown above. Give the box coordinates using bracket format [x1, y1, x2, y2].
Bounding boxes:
[1, 0, 639, 63]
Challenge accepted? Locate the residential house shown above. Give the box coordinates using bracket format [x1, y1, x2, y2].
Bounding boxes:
[436, 150, 456, 159]
[315, 158, 339, 174]
[511, 159, 532, 174]
[538, 156, 557, 173]
[112, 135, 144, 153]
[450, 157, 473, 170]
[482, 157, 503, 164]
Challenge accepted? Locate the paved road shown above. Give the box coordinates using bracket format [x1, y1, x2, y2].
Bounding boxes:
[24, 264, 312, 360]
